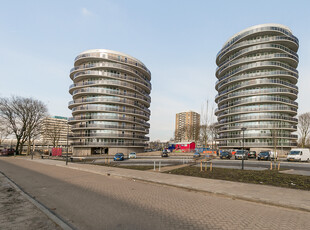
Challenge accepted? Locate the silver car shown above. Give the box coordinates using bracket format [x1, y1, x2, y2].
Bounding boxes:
[129, 152, 137, 159]
[235, 150, 249, 160]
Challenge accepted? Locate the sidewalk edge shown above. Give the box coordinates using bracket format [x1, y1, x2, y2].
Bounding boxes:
[0, 171, 74, 230]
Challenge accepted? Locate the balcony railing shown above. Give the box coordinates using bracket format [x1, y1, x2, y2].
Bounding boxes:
[71, 141, 148, 147]
[217, 26, 298, 58]
[217, 52, 298, 76]
[70, 62, 150, 84]
[71, 123, 148, 132]
[73, 71, 151, 90]
[68, 115, 150, 127]
[216, 87, 298, 103]
[217, 124, 297, 132]
[74, 51, 151, 76]
[216, 96, 298, 112]
[217, 142, 297, 147]
[218, 115, 298, 125]
[218, 38, 298, 64]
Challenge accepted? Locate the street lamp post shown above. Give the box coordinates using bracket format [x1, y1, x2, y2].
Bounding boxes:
[241, 127, 247, 170]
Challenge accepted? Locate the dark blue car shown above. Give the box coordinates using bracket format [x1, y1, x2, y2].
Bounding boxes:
[114, 153, 124, 161]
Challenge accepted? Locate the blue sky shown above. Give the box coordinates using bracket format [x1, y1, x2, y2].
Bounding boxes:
[0, 0, 309, 141]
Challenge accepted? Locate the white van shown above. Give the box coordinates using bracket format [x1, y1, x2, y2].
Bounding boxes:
[287, 148, 310, 162]
[270, 151, 278, 160]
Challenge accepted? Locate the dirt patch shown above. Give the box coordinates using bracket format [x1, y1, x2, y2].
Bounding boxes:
[0, 173, 61, 230]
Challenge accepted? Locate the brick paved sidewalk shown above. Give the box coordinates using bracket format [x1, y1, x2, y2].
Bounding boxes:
[25, 158, 310, 212]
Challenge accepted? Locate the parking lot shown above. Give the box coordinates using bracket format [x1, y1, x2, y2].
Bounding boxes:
[83, 152, 310, 174]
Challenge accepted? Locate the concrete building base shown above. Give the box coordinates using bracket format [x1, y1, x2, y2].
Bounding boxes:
[72, 147, 144, 156]
[72, 147, 92, 156]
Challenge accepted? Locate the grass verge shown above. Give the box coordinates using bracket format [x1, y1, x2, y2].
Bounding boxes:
[165, 166, 310, 190]
[93, 163, 154, 171]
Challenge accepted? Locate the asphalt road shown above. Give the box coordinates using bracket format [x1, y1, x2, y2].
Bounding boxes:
[96, 156, 310, 171]
[1, 158, 310, 230]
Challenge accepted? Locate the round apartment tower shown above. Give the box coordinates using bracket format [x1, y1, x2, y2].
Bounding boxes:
[68, 49, 151, 156]
[215, 24, 299, 153]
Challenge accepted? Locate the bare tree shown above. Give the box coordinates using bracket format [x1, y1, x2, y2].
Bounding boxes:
[0, 118, 10, 145]
[200, 100, 210, 147]
[0, 96, 48, 155]
[209, 122, 218, 150]
[200, 100, 216, 148]
[270, 128, 279, 162]
[298, 112, 310, 148]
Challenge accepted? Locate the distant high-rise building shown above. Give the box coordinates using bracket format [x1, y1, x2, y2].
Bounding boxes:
[175, 111, 200, 142]
[41, 116, 71, 148]
[215, 24, 299, 152]
[68, 49, 151, 156]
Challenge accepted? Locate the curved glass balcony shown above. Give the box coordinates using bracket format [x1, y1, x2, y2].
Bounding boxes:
[217, 52, 298, 76]
[218, 142, 297, 147]
[72, 88, 151, 104]
[217, 60, 298, 79]
[72, 70, 151, 90]
[74, 51, 151, 76]
[218, 37, 298, 64]
[216, 70, 298, 90]
[217, 25, 298, 58]
[217, 124, 297, 132]
[71, 123, 147, 132]
[70, 80, 149, 98]
[217, 79, 298, 98]
[71, 141, 148, 147]
[70, 61, 150, 83]
[218, 133, 298, 139]
[216, 95, 298, 112]
[216, 87, 298, 103]
[218, 114, 298, 125]
[71, 105, 150, 117]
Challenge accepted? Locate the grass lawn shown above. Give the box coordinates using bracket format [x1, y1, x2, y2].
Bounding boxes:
[94, 163, 154, 171]
[165, 166, 310, 190]
[118, 165, 154, 171]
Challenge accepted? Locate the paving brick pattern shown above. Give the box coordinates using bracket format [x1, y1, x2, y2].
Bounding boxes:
[0, 158, 309, 230]
[0, 173, 61, 230]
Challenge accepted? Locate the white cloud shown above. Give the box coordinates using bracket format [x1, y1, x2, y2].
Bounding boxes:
[81, 8, 93, 17]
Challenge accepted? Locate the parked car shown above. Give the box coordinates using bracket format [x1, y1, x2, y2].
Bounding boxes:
[220, 151, 232, 159]
[287, 148, 310, 162]
[248, 151, 257, 158]
[129, 152, 137, 159]
[235, 150, 249, 160]
[257, 151, 271, 161]
[114, 153, 124, 161]
[193, 152, 200, 158]
[161, 150, 169, 157]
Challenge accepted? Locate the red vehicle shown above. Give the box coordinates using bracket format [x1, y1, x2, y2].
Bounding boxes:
[0, 148, 15, 156]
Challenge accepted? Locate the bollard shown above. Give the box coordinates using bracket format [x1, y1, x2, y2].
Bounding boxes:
[277, 162, 280, 171]
[210, 162, 213, 172]
[205, 161, 207, 171]
[154, 161, 156, 171]
[200, 160, 202, 172]
[159, 161, 161, 171]
[270, 161, 273, 170]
